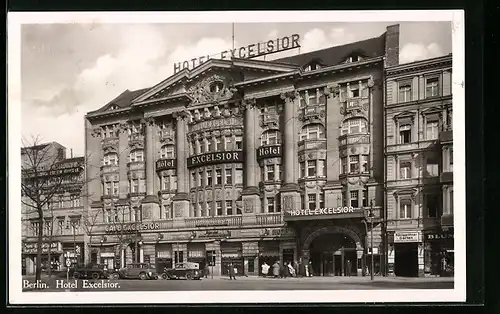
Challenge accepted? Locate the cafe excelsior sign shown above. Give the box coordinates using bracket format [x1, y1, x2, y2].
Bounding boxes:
[174, 34, 301, 73]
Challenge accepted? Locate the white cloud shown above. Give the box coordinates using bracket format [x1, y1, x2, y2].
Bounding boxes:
[267, 29, 278, 39]
[399, 42, 444, 64]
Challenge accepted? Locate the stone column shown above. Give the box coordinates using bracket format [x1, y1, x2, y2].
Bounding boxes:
[322, 85, 344, 208]
[279, 91, 301, 214]
[141, 118, 160, 220]
[240, 98, 260, 224]
[172, 112, 189, 228]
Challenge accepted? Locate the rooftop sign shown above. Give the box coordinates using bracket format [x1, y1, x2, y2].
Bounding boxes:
[173, 34, 301, 73]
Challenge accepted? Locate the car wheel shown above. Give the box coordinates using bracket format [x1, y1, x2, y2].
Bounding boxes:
[73, 272, 80, 279]
[109, 273, 119, 280]
[139, 272, 147, 280]
[161, 273, 168, 280]
[91, 272, 100, 280]
[185, 273, 193, 280]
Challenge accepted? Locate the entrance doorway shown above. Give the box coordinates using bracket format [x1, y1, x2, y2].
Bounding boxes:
[310, 233, 358, 276]
[394, 243, 418, 277]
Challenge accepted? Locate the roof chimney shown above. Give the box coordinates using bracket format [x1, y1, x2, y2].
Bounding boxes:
[71, 148, 73, 158]
[385, 24, 400, 67]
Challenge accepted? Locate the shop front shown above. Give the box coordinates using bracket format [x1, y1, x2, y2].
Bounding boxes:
[220, 242, 243, 276]
[424, 229, 454, 277]
[22, 241, 63, 275]
[62, 242, 85, 267]
[98, 245, 116, 270]
[188, 243, 207, 271]
[156, 243, 173, 272]
[258, 241, 280, 276]
[391, 230, 423, 277]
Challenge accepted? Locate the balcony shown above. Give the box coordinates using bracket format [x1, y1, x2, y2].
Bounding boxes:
[128, 161, 145, 171]
[386, 140, 438, 153]
[159, 130, 175, 143]
[101, 137, 119, 147]
[300, 105, 325, 123]
[256, 213, 283, 225]
[338, 134, 370, 147]
[440, 171, 454, 183]
[261, 113, 279, 128]
[439, 130, 453, 143]
[129, 133, 145, 145]
[184, 215, 243, 228]
[344, 97, 368, 113]
[298, 139, 326, 151]
[101, 164, 119, 174]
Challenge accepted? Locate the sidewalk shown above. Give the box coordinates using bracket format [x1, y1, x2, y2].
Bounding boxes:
[202, 275, 455, 282]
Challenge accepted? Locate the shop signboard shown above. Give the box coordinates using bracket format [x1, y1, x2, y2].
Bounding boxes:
[257, 145, 282, 160]
[104, 222, 161, 233]
[23, 241, 61, 254]
[394, 231, 421, 243]
[173, 34, 301, 73]
[284, 207, 365, 221]
[424, 232, 454, 241]
[156, 159, 176, 172]
[187, 151, 244, 168]
[198, 230, 231, 239]
[190, 117, 242, 133]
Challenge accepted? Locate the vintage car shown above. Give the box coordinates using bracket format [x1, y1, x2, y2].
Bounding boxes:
[70, 264, 109, 280]
[162, 262, 202, 280]
[108, 263, 158, 280]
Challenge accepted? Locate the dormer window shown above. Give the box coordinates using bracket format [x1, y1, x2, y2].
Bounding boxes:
[209, 81, 224, 93]
[109, 105, 118, 110]
[345, 55, 363, 63]
[304, 63, 321, 72]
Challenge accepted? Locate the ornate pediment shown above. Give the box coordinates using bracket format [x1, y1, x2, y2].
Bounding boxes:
[187, 74, 237, 105]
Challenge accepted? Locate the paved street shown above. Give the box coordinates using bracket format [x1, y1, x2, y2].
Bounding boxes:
[21, 275, 454, 292]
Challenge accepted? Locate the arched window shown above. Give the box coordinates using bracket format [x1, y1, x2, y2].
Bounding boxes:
[103, 152, 118, 166]
[261, 130, 281, 145]
[340, 118, 368, 135]
[160, 144, 175, 159]
[129, 149, 144, 163]
[209, 81, 224, 93]
[300, 123, 325, 141]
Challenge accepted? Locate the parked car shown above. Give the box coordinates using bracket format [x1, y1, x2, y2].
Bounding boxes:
[70, 265, 109, 280]
[162, 262, 202, 280]
[108, 263, 158, 280]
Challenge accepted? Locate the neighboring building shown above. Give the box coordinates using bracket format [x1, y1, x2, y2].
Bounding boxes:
[84, 25, 400, 276]
[21, 142, 85, 275]
[384, 54, 453, 277]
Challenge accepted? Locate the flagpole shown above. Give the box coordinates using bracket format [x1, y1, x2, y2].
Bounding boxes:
[232, 23, 235, 52]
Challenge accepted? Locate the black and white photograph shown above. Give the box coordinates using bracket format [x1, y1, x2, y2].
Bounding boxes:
[8, 10, 465, 304]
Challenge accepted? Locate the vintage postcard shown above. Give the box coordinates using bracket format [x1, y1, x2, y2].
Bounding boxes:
[8, 10, 465, 304]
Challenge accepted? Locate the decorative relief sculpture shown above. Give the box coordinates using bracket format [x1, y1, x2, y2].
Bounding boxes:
[187, 74, 236, 105]
[244, 199, 253, 213]
[283, 196, 293, 212]
[323, 84, 340, 99]
[174, 203, 183, 217]
[280, 91, 297, 103]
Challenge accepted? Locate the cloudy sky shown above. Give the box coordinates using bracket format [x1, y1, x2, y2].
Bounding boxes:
[21, 21, 451, 156]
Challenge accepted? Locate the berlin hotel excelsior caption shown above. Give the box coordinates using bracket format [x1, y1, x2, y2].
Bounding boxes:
[81, 24, 453, 277]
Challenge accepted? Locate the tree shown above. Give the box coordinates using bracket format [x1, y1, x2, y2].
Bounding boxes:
[77, 207, 101, 266]
[21, 136, 66, 281]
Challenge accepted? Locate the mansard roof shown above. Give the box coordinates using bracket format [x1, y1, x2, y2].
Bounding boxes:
[273, 34, 386, 67]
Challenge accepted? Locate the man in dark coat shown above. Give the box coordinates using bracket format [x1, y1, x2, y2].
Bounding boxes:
[228, 262, 236, 280]
[346, 260, 352, 277]
[272, 261, 280, 278]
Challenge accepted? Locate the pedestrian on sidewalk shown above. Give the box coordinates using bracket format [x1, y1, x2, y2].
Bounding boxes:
[346, 260, 352, 277]
[204, 263, 209, 278]
[293, 261, 299, 277]
[228, 262, 236, 280]
[272, 261, 280, 278]
[288, 262, 295, 277]
[283, 262, 290, 278]
[261, 262, 270, 278]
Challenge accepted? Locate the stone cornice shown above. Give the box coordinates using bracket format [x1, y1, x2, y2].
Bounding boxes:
[386, 55, 452, 77]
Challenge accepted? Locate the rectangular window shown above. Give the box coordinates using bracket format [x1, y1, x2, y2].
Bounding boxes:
[426, 154, 439, 177]
[319, 193, 325, 208]
[225, 168, 232, 185]
[195, 140, 201, 154]
[362, 189, 368, 207]
[350, 191, 359, 208]
[275, 196, 281, 212]
[307, 89, 317, 105]
[200, 139, 206, 154]
[341, 157, 347, 174]
[318, 160, 326, 177]
[426, 194, 440, 218]
[226, 201, 233, 216]
[426, 77, 439, 98]
[400, 199, 412, 219]
[361, 155, 369, 173]
[215, 137, 222, 151]
[279, 164, 283, 181]
[105, 182, 111, 195]
[189, 142, 194, 155]
[216, 169, 222, 185]
[351, 87, 360, 98]
[216, 201, 223, 216]
[426, 120, 439, 140]
[112, 181, 119, 195]
[207, 138, 213, 152]
[267, 197, 275, 213]
[132, 179, 139, 193]
[308, 194, 317, 210]
[266, 165, 274, 181]
[171, 176, 177, 191]
[307, 160, 316, 177]
[349, 156, 359, 173]
[399, 83, 412, 102]
[301, 195, 305, 210]
[235, 168, 243, 184]
[206, 170, 213, 186]
[300, 162, 306, 178]
[225, 136, 233, 150]
[399, 124, 412, 144]
[400, 161, 412, 179]
[235, 136, 243, 150]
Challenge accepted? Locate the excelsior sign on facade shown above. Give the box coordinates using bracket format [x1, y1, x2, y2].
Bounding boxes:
[174, 34, 301, 73]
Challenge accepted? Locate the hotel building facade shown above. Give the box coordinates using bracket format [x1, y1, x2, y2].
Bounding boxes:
[384, 54, 454, 277]
[83, 25, 399, 277]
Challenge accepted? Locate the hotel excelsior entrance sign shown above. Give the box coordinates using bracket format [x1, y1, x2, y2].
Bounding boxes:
[284, 207, 365, 221]
[173, 34, 301, 73]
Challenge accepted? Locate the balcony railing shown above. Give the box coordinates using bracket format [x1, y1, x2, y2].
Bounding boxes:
[101, 137, 119, 146]
[129, 133, 145, 143]
[101, 165, 120, 173]
[386, 140, 437, 153]
[184, 215, 243, 228]
[344, 97, 368, 112]
[298, 139, 326, 151]
[261, 114, 279, 126]
[128, 161, 145, 171]
[256, 213, 283, 225]
[338, 134, 370, 146]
